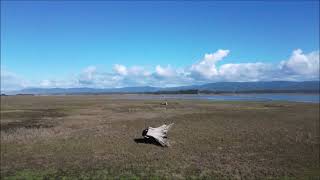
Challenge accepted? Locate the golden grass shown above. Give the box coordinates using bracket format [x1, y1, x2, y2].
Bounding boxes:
[0, 95, 319, 179]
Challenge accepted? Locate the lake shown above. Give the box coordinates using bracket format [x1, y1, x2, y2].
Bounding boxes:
[126, 93, 320, 103]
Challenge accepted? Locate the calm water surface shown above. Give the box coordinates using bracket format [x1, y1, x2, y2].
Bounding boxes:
[128, 94, 320, 103]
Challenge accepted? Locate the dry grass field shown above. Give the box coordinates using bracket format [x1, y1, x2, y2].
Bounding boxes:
[0, 95, 319, 179]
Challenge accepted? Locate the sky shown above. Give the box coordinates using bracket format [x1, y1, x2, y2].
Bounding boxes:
[1, 1, 319, 91]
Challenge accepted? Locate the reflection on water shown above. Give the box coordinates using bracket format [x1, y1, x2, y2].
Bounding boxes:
[128, 94, 320, 103]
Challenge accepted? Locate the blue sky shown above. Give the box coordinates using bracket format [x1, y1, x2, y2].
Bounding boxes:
[1, 1, 319, 90]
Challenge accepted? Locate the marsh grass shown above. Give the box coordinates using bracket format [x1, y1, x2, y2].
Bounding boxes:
[0, 95, 319, 179]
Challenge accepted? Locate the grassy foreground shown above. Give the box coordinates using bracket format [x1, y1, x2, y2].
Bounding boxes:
[1, 95, 319, 179]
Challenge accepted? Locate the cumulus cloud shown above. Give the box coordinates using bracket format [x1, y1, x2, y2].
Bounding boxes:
[76, 65, 152, 88]
[155, 65, 177, 78]
[0, 68, 29, 92]
[77, 66, 123, 88]
[39, 79, 77, 88]
[280, 49, 319, 78]
[113, 64, 128, 76]
[190, 49, 230, 79]
[189, 49, 319, 82]
[113, 64, 151, 77]
[127, 66, 151, 77]
[204, 49, 230, 62]
[83, 66, 97, 77]
[2, 49, 319, 91]
[40, 79, 55, 87]
[78, 66, 98, 85]
[218, 63, 274, 81]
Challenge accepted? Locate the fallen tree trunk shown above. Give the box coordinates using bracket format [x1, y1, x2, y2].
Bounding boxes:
[142, 123, 174, 147]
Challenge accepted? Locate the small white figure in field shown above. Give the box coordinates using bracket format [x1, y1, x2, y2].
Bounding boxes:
[142, 123, 174, 147]
[161, 101, 168, 106]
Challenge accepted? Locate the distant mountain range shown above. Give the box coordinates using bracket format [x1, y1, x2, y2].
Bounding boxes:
[166, 81, 320, 92]
[6, 81, 320, 95]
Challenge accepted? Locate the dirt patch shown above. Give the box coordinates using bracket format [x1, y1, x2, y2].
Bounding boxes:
[1, 109, 66, 132]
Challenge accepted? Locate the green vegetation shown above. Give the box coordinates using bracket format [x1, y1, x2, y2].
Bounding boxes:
[1, 95, 319, 179]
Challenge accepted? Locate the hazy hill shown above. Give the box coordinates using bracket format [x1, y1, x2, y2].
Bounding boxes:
[8, 81, 319, 95]
[10, 86, 160, 95]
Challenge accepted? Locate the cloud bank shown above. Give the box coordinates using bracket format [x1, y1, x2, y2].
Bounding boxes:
[1, 49, 319, 91]
[1, 68, 31, 91]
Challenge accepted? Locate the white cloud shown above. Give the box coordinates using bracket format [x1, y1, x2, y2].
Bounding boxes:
[78, 66, 122, 88]
[39, 79, 77, 88]
[113, 64, 151, 77]
[190, 49, 319, 82]
[128, 66, 151, 77]
[190, 49, 230, 79]
[83, 66, 97, 77]
[155, 65, 176, 78]
[280, 49, 319, 78]
[204, 49, 230, 62]
[0, 68, 29, 92]
[40, 79, 53, 87]
[218, 63, 274, 81]
[77, 65, 152, 88]
[78, 66, 98, 85]
[2, 49, 319, 91]
[113, 64, 128, 76]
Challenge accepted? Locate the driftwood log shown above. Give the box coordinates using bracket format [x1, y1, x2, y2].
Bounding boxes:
[142, 123, 174, 147]
[160, 101, 168, 106]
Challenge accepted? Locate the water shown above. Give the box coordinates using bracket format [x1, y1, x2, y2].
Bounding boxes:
[202, 94, 319, 103]
[129, 93, 320, 103]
